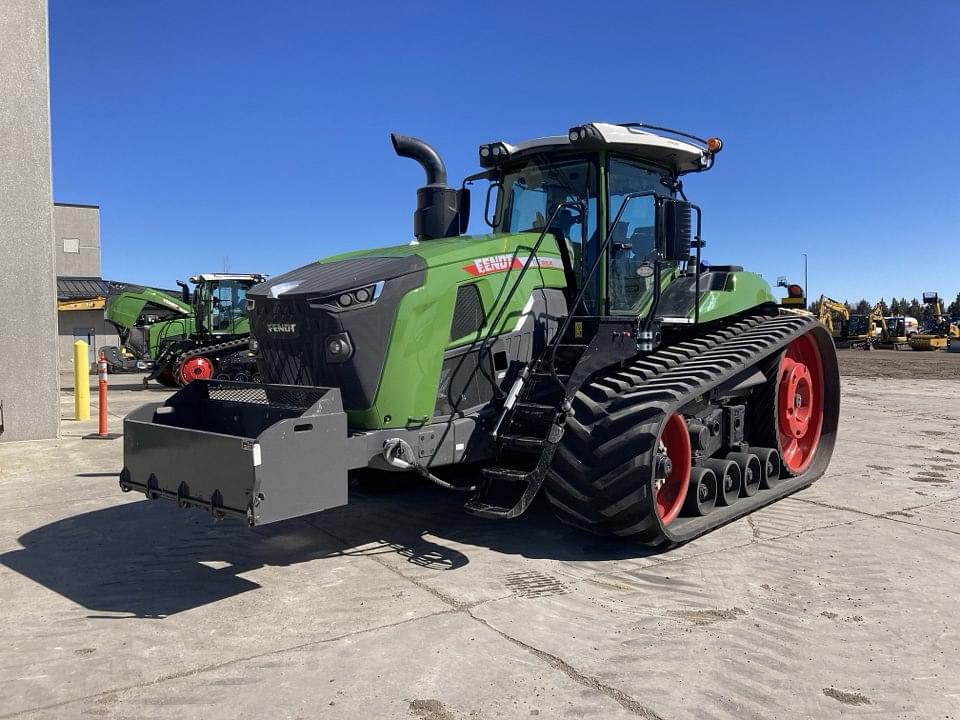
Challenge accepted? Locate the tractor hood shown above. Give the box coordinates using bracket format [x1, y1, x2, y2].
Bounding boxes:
[246, 234, 567, 418]
[248, 231, 566, 302]
[248, 255, 426, 301]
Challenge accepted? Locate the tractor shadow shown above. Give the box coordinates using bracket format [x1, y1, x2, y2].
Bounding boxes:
[1, 472, 662, 618]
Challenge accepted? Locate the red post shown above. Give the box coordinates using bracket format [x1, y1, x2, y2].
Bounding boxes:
[98, 352, 109, 437]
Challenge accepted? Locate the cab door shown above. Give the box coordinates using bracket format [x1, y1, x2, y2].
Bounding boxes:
[605, 158, 668, 315]
[209, 281, 249, 335]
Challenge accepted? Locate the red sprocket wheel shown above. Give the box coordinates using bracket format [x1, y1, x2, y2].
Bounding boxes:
[655, 412, 692, 526]
[776, 333, 824, 474]
[178, 356, 214, 385]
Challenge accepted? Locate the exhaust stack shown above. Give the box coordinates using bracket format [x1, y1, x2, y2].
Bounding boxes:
[391, 133, 466, 241]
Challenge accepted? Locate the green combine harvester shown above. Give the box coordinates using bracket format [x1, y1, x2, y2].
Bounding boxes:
[104, 274, 265, 386]
[121, 123, 839, 546]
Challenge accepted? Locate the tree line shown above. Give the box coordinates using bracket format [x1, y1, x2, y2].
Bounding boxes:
[810, 292, 960, 325]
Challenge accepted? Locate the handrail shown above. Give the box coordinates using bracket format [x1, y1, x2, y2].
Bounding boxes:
[545, 191, 659, 383]
[476, 200, 586, 385]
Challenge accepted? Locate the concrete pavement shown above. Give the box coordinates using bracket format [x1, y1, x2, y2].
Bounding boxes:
[0, 373, 958, 718]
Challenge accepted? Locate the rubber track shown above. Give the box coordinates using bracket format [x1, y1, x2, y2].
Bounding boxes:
[154, 338, 252, 383]
[544, 313, 839, 546]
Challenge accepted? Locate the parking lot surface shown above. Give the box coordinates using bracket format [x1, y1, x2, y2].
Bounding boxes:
[1, 358, 959, 719]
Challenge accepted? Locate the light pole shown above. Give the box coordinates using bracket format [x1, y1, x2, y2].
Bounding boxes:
[802, 253, 808, 301]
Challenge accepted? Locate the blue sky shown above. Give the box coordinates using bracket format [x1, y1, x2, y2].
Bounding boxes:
[50, 1, 960, 304]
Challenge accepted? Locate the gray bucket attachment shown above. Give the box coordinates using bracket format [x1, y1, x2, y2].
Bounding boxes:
[120, 380, 350, 525]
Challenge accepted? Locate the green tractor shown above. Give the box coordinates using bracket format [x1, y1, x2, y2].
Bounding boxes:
[101, 285, 193, 372]
[121, 123, 839, 546]
[105, 274, 265, 387]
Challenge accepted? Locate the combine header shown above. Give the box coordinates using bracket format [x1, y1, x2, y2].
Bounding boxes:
[121, 123, 839, 546]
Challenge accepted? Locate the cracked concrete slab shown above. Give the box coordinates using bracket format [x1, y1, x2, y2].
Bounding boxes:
[12, 612, 646, 720]
[473, 517, 960, 719]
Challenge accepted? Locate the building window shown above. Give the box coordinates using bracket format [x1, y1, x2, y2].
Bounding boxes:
[63, 238, 80, 253]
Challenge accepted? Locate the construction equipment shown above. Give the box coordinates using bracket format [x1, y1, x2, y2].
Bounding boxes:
[778, 279, 806, 310]
[120, 123, 839, 547]
[909, 292, 960, 350]
[104, 275, 266, 386]
[816, 295, 850, 343]
[867, 304, 917, 350]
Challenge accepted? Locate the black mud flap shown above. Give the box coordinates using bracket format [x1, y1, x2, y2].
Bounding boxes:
[120, 381, 350, 525]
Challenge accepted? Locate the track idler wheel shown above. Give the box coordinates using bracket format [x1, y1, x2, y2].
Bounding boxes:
[683, 466, 717, 516]
[703, 458, 741, 506]
[727, 452, 762, 497]
[753, 447, 782, 489]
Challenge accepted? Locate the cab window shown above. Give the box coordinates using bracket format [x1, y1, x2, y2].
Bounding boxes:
[607, 158, 672, 314]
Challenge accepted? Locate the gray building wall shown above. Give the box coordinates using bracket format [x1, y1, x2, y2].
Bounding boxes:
[54, 203, 101, 277]
[0, 0, 60, 442]
[53, 203, 116, 369]
[58, 311, 118, 372]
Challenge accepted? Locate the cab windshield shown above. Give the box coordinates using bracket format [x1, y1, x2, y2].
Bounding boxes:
[493, 153, 674, 315]
[495, 156, 598, 259]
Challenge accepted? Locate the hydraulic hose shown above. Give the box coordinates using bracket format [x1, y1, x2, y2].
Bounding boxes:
[382, 438, 476, 492]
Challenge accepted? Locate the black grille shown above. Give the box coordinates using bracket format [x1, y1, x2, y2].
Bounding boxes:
[250, 296, 393, 412]
[204, 381, 326, 411]
[450, 284, 485, 341]
[254, 299, 333, 388]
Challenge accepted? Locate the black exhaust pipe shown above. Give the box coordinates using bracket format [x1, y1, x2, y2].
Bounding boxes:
[391, 133, 448, 186]
[391, 133, 468, 241]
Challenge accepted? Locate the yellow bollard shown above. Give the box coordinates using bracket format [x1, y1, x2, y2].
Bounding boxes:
[74, 340, 90, 421]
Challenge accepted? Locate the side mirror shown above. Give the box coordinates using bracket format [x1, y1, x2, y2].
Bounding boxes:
[484, 181, 503, 228]
[457, 188, 471, 235]
[662, 200, 693, 264]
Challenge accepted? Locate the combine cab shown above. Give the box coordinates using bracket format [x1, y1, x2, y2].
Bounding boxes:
[121, 123, 839, 546]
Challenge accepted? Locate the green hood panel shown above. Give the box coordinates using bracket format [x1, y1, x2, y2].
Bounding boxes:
[313, 233, 568, 429]
[696, 272, 777, 323]
[105, 287, 191, 331]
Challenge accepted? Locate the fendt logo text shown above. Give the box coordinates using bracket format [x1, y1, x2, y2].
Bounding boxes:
[463, 254, 563, 277]
[267, 323, 297, 333]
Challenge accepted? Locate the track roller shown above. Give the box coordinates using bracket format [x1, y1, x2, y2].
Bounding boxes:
[753, 447, 782, 489]
[727, 452, 761, 497]
[702, 458, 741, 506]
[682, 466, 717, 516]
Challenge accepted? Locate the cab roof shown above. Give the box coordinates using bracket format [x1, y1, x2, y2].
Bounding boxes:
[478, 122, 721, 175]
[190, 273, 266, 283]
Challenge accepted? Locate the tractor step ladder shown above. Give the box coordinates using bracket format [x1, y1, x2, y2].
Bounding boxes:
[463, 336, 590, 519]
[463, 195, 646, 520]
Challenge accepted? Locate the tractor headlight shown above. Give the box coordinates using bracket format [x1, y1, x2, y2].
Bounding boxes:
[566, 124, 603, 144]
[309, 281, 384, 312]
[325, 332, 353, 363]
[248, 337, 259, 353]
[478, 141, 514, 168]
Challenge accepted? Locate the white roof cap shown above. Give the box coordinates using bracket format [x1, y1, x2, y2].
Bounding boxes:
[480, 123, 717, 174]
[190, 273, 266, 283]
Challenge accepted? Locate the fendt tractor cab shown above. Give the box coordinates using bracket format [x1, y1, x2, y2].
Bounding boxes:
[121, 123, 839, 547]
[144, 273, 266, 387]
